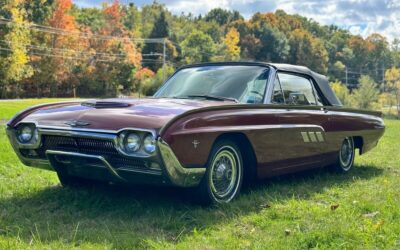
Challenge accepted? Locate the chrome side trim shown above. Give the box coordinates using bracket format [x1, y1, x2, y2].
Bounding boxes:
[157, 138, 206, 187]
[45, 150, 125, 181]
[316, 132, 325, 142]
[309, 132, 318, 142]
[301, 132, 310, 142]
[35, 124, 157, 137]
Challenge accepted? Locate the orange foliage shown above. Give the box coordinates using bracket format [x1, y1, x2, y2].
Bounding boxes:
[99, 0, 142, 68]
[135, 68, 155, 79]
[47, 0, 79, 82]
[48, 0, 76, 31]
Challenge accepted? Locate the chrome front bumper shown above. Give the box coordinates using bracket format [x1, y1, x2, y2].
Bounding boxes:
[6, 126, 205, 187]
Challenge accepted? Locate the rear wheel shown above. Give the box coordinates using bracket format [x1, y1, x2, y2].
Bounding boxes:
[331, 137, 355, 172]
[194, 139, 243, 204]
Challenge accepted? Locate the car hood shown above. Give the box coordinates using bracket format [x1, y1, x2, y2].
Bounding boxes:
[18, 98, 230, 132]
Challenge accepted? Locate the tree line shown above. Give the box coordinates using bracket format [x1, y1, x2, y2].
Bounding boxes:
[0, 0, 399, 115]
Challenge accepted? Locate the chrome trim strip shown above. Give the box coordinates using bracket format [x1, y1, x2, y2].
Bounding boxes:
[172, 124, 325, 135]
[36, 125, 157, 137]
[301, 132, 310, 143]
[316, 132, 324, 142]
[46, 150, 125, 181]
[157, 138, 206, 187]
[309, 132, 318, 142]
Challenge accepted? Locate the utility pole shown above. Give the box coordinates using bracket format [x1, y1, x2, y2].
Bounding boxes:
[382, 62, 385, 92]
[162, 38, 166, 82]
[345, 67, 348, 87]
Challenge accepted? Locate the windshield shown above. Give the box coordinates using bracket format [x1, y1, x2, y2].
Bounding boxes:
[155, 65, 270, 104]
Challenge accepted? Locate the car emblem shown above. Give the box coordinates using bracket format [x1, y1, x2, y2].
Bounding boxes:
[192, 140, 200, 149]
[65, 120, 90, 127]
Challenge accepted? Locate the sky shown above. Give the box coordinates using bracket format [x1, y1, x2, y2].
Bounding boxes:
[74, 0, 400, 42]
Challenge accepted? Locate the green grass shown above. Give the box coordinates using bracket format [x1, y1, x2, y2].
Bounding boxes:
[0, 100, 399, 249]
[0, 98, 79, 122]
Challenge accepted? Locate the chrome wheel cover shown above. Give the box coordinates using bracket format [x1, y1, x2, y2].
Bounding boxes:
[339, 137, 354, 170]
[209, 146, 241, 202]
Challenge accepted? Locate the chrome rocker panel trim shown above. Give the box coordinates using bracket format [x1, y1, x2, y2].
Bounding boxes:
[6, 126, 205, 187]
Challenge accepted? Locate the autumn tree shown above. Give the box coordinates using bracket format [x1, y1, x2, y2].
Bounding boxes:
[288, 29, 328, 74]
[89, 0, 142, 96]
[0, 0, 33, 98]
[223, 27, 240, 60]
[44, 0, 80, 96]
[385, 67, 400, 117]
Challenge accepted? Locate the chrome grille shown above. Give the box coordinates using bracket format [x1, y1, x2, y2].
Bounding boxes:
[34, 135, 147, 170]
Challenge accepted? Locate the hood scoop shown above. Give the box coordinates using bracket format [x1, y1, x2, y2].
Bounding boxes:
[81, 100, 132, 109]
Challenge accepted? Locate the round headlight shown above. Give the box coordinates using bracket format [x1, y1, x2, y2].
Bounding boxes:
[18, 125, 33, 143]
[143, 134, 156, 153]
[125, 133, 140, 152]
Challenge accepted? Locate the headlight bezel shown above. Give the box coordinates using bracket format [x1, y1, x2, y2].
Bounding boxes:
[143, 134, 156, 154]
[15, 123, 39, 145]
[116, 129, 157, 157]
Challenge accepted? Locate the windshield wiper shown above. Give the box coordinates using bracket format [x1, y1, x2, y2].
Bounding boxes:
[186, 94, 238, 103]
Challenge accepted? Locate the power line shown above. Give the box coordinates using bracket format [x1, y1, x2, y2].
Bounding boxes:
[0, 18, 164, 43]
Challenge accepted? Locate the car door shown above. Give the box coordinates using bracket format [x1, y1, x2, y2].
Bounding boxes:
[270, 72, 330, 174]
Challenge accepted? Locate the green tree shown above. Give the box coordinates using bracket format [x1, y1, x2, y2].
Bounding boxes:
[181, 30, 216, 63]
[330, 80, 351, 106]
[256, 23, 289, 62]
[24, 0, 54, 23]
[204, 8, 242, 26]
[351, 75, 379, 109]
[142, 11, 175, 71]
[141, 64, 175, 96]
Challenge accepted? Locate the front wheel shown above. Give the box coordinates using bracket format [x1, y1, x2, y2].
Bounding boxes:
[331, 137, 355, 172]
[194, 139, 243, 204]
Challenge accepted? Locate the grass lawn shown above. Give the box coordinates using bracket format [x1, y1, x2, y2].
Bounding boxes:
[0, 99, 80, 123]
[0, 99, 399, 249]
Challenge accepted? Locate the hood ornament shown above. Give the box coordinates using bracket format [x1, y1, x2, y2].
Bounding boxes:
[65, 120, 90, 127]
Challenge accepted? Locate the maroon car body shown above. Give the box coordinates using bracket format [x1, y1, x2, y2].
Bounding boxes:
[6, 62, 385, 203]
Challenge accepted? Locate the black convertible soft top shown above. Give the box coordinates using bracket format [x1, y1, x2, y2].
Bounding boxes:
[269, 63, 342, 106]
[178, 62, 343, 106]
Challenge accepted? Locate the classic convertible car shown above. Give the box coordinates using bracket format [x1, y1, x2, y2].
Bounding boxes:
[7, 62, 385, 204]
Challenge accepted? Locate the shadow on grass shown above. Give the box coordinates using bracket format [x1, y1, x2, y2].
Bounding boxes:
[0, 164, 383, 248]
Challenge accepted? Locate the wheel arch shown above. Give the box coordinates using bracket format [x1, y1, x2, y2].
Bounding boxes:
[353, 136, 364, 155]
[212, 132, 258, 183]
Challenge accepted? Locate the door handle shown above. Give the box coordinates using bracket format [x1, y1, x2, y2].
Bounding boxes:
[321, 107, 328, 113]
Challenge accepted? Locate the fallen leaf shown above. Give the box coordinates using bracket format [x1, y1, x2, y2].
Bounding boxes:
[373, 220, 384, 230]
[330, 204, 339, 210]
[363, 211, 380, 218]
[259, 204, 271, 209]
